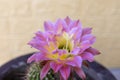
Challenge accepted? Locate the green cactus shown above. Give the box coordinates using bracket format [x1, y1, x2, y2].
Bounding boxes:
[26, 63, 56, 80]
[26, 63, 40, 80]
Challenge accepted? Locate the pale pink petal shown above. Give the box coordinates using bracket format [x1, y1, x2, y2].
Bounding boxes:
[40, 62, 50, 80]
[27, 53, 36, 63]
[28, 39, 49, 53]
[27, 52, 49, 63]
[69, 20, 82, 29]
[69, 27, 78, 36]
[71, 47, 81, 55]
[86, 47, 100, 55]
[55, 19, 68, 32]
[82, 28, 92, 35]
[74, 67, 86, 80]
[60, 66, 70, 80]
[28, 39, 44, 48]
[55, 20, 64, 34]
[35, 31, 46, 41]
[81, 34, 96, 44]
[81, 34, 93, 41]
[76, 26, 82, 38]
[35, 53, 49, 62]
[72, 27, 82, 41]
[77, 20, 82, 28]
[44, 21, 54, 31]
[64, 16, 72, 25]
[80, 40, 91, 52]
[90, 36, 96, 44]
[81, 52, 94, 62]
[66, 56, 82, 67]
[50, 62, 63, 73]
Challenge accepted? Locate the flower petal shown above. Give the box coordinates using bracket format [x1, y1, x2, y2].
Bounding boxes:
[86, 47, 101, 55]
[82, 28, 92, 35]
[55, 19, 68, 32]
[67, 56, 82, 67]
[81, 52, 94, 62]
[27, 53, 36, 63]
[35, 53, 49, 62]
[60, 66, 70, 80]
[80, 40, 91, 52]
[64, 16, 72, 25]
[27, 52, 49, 63]
[69, 27, 78, 36]
[71, 27, 82, 41]
[28, 38, 48, 52]
[74, 67, 86, 80]
[44, 21, 54, 31]
[69, 20, 82, 29]
[50, 62, 63, 73]
[81, 34, 96, 44]
[71, 47, 81, 55]
[35, 31, 46, 41]
[40, 62, 50, 80]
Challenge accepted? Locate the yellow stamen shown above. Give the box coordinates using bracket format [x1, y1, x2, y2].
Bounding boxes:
[47, 53, 59, 60]
[44, 42, 56, 52]
[60, 54, 73, 60]
[56, 32, 74, 52]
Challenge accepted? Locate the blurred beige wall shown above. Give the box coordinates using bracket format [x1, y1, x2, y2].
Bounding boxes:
[0, 0, 120, 68]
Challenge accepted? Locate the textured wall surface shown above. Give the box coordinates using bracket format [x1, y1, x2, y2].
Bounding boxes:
[0, 0, 120, 68]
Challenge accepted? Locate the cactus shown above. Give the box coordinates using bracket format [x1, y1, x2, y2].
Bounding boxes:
[26, 63, 40, 80]
[26, 63, 56, 80]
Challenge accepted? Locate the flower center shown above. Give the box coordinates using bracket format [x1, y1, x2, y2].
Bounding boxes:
[58, 42, 71, 52]
[47, 52, 73, 61]
[56, 32, 73, 52]
[46, 32, 74, 61]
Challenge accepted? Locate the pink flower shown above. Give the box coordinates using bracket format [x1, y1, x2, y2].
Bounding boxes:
[27, 17, 100, 80]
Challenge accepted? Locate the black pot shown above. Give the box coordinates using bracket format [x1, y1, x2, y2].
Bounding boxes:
[0, 52, 116, 80]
